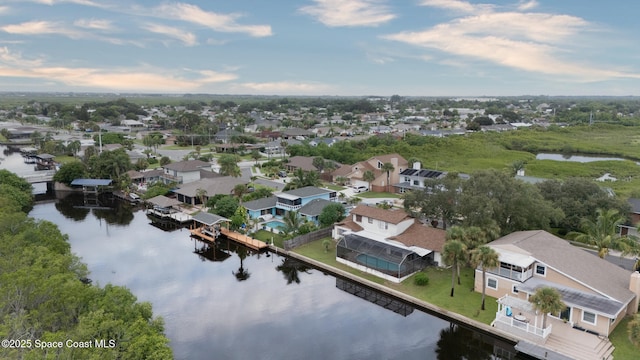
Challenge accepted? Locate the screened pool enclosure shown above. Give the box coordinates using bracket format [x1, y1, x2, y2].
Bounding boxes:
[337, 234, 430, 281]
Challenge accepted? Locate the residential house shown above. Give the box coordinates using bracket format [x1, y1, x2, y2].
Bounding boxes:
[331, 154, 408, 192]
[160, 159, 212, 184]
[284, 156, 317, 173]
[282, 127, 313, 140]
[619, 198, 640, 237]
[477, 230, 639, 345]
[126, 169, 163, 188]
[172, 177, 247, 205]
[243, 186, 338, 230]
[393, 162, 447, 194]
[333, 205, 446, 283]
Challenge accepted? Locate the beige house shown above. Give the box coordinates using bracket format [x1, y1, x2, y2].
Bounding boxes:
[331, 153, 407, 192]
[476, 230, 640, 351]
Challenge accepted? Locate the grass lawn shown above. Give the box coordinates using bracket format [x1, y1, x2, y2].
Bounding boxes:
[610, 316, 640, 359]
[252, 230, 285, 248]
[356, 192, 400, 199]
[293, 237, 497, 324]
[53, 155, 79, 164]
[322, 183, 345, 191]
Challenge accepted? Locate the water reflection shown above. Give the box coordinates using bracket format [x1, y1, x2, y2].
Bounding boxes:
[275, 257, 312, 285]
[436, 324, 493, 360]
[193, 239, 231, 262]
[233, 246, 251, 281]
[336, 278, 414, 317]
[54, 192, 135, 225]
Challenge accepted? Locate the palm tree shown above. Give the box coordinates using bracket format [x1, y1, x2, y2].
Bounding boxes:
[529, 287, 566, 328]
[363, 170, 375, 191]
[195, 188, 208, 206]
[381, 162, 395, 193]
[232, 184, 248, 204]
[233, 246, 251, 282]
[283, 210, 301, 236]
[218, 154, 241, 177]
[568, 208, 631, 258]
[470, 245, 500, 310]
[280, 140, 288, 159]
[275, 258, 311, 285]
[442, 240, 467, 297]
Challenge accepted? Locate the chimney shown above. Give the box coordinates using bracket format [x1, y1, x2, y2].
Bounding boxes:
[413, 162, 421, 170]
[629, 272, 640, 315]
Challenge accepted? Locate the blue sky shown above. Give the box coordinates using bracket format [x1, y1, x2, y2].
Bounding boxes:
[0, 0, 638, 96]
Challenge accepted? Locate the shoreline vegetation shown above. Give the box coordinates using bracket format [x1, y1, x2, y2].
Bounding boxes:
[0, 170, 173, 360]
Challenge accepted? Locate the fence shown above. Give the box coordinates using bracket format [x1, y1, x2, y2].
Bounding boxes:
[283, 227, 333, 251]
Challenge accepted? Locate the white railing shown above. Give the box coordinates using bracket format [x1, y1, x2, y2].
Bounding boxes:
[495, 313, 551, 339]
[276, 202, 301, 211]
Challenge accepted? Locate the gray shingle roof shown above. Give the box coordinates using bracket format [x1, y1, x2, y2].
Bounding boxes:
[284, 186, 332, 198]
[490, 230, 635, 304]
[146, 195, 181, 208]
[299, 199, 333, 217]
[173, 177, 247, 198]
[163, 160, 210, 172]
[243, 196, 277, 210]
[192, 212, 229, 226]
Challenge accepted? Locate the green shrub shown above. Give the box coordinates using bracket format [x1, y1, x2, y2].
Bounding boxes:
[414, 272, 429, 286]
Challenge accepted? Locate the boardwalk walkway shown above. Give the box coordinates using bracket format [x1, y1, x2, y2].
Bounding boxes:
[190, 227, 268, 251]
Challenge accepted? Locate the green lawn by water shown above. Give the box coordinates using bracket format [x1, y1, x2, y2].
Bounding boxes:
[293, 237, 497, 324]
[292, 237, 639, 355]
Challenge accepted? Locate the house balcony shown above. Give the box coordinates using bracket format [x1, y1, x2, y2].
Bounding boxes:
[276, 202, 302, 211]
[493, 295, 552, 343]
[160, 173, 183, 184]
[488, 267, 532, 282]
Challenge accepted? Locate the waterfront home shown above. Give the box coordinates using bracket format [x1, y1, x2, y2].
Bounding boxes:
[160, 159, 212, 184]
[333, 205, 446, 283]
[392, 162, 469, 194]
[330, 153, 407, 192]
[243, 186, 337, 230]
[172, 177, 248, 205]
[619, 197, 640, 237]
[476, 230, 640, 345]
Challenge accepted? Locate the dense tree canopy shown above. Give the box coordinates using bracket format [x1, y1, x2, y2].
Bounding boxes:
[54, 161, 87, 186]
[318, 203, 346, 227]
[0, 171, 172, 360]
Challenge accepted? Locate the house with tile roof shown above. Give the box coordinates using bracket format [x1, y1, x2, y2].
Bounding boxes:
[478, 230, 640, 345]
[334, 205, 446, 283]
[243, 186, 339, 231]
[330, 153, 408, 192]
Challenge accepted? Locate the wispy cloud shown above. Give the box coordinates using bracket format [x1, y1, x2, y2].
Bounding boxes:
[1, 20, 84, 38]
[73, 19, 114, 31]
[517, 0, 539, 11]
[141, 23, 197, 46]
[0, 6, 10, 14]
[300, 0, 396, 27]
[0, 47, 237, 92]
[384, 3, 640, 81]
[151, 3, 272, 37]
[236, 81, 331, 94]
[419, 0, 494, 14]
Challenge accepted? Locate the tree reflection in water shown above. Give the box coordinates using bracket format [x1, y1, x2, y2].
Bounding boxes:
[436, 323, 494, 360]
[233, 246, 251, 281]
[275, 257, 311, 285]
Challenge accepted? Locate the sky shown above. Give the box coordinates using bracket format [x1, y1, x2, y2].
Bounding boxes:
[0, 0, 639, 96]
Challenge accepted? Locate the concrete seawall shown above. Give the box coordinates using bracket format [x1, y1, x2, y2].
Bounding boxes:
[269, 245, 521, 345]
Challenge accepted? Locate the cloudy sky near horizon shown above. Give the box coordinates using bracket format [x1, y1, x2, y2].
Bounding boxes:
[0, 0, 638, 96]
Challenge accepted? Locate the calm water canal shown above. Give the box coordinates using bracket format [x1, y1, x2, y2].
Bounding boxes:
[1, 145, 522, 360]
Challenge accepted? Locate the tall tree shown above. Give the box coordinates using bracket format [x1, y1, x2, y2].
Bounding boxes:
[403, 173, 461, 229]
[459, 170, 563, 235]
[363, 170, 376, 191]
[529, 287, 566, 329]
[232, 184, 249, 204]
[442, 240, 467, 297]
[218, 154, 241, 177]
[282, 210, 301, 237]
[470, 245, 500, 310]
[381, 162, 395, 193]
[195, 188, 208, 206]
[568, 208, 638, 258]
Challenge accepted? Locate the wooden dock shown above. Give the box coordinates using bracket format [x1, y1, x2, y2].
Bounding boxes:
[190, 227, 268, 251]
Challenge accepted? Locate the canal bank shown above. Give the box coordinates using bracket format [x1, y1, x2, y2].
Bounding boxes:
[273, 244, 577, 360]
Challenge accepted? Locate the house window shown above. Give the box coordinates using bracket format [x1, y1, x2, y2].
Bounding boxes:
[368, 217, 373, 224]
[512, 285, 519, 294]
[487, 278, 498, 290]
[404, 177, 410, 182]
[378, 221, 388, 230]
[413, 180, 420, 186]
[535, 264, 546, 276]
[355, 215, 362, 222]
[582, 311, 596, 325]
